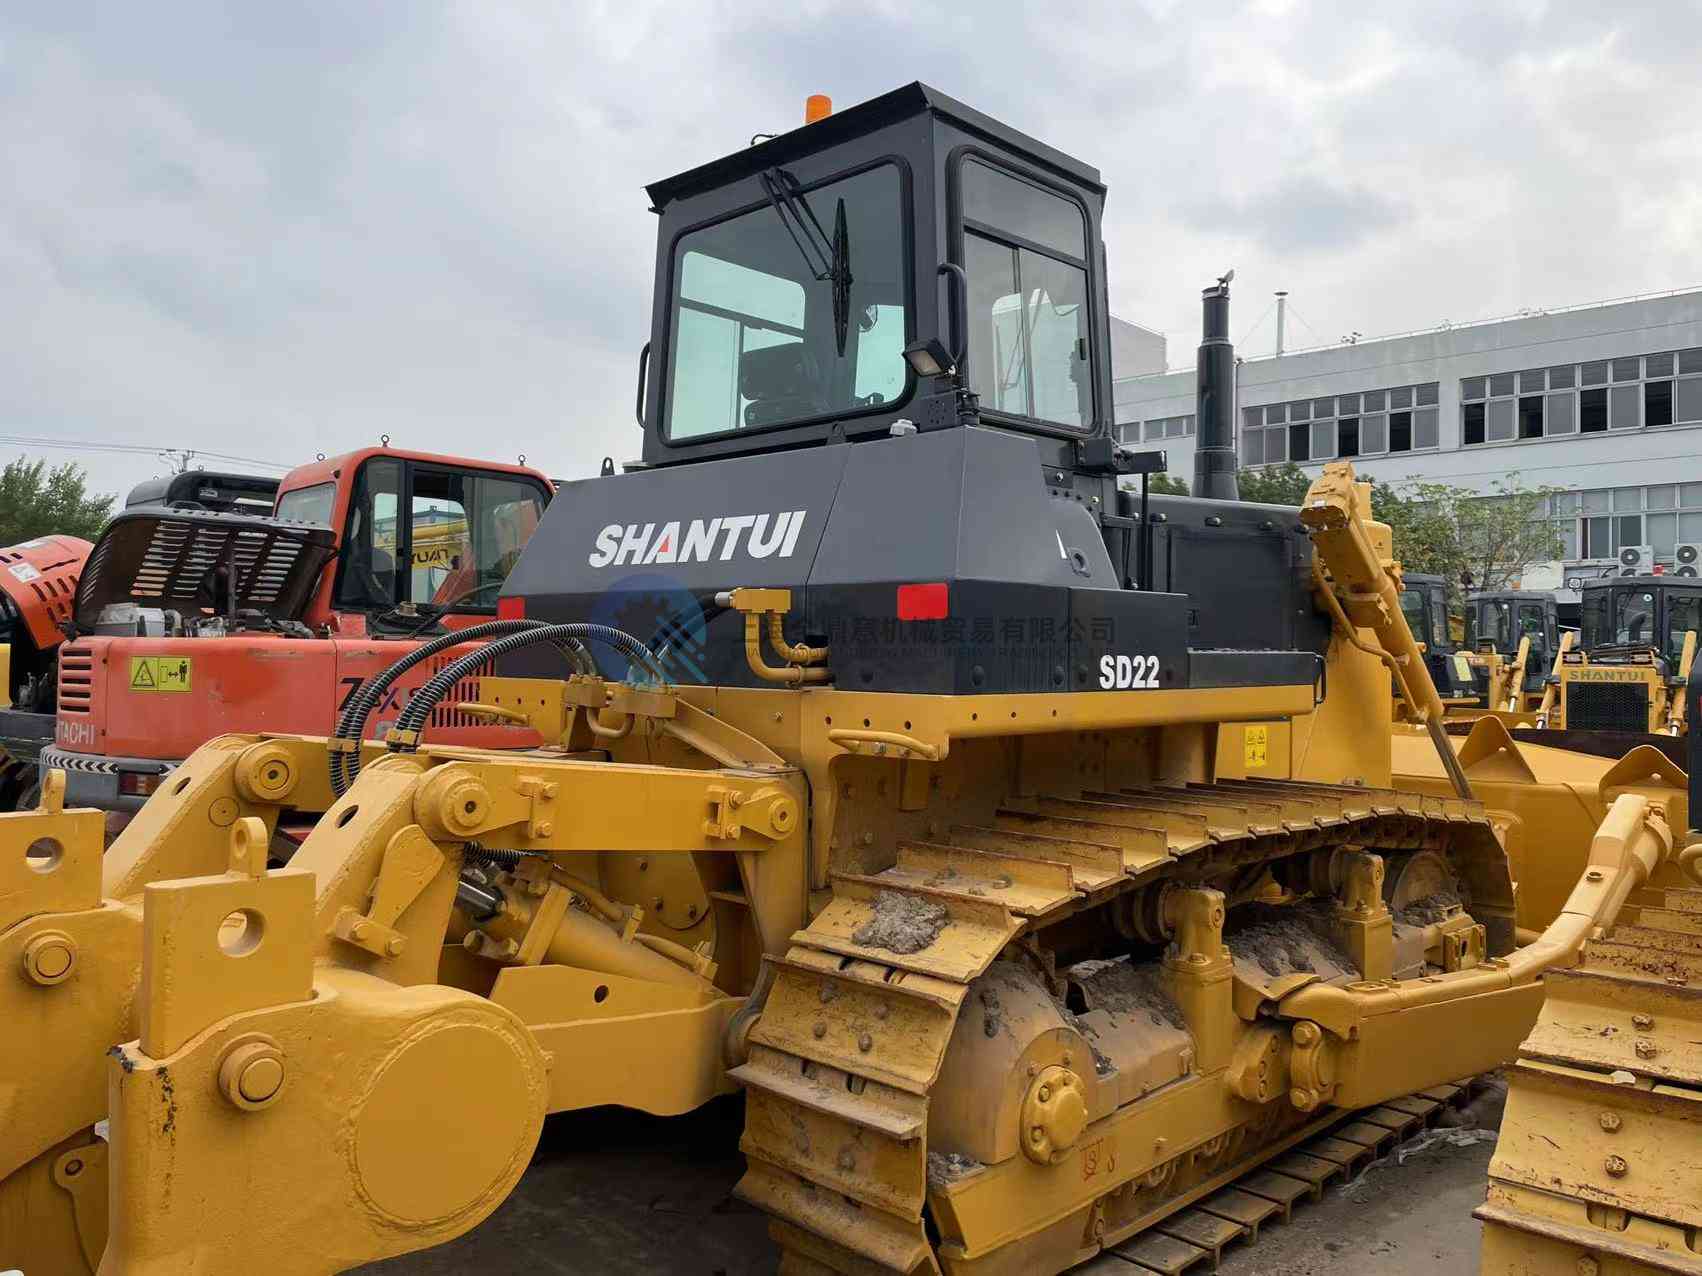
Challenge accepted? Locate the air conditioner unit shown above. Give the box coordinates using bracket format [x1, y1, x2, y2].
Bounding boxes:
[1676, 543, 1702, 578]
[1619, 544, 1655, 576]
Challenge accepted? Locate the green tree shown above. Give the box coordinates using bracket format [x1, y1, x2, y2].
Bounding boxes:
[0, 458, 115, 544]
[1236, 462, 1313, 506]
[1147, 473, 1190, 496]
[1370, 474, 1561, 601]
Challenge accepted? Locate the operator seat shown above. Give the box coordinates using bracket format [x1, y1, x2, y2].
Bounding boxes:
[739, 342, 826, 428]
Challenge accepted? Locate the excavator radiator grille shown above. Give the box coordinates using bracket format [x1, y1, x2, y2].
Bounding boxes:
[56, 643, 94, 715]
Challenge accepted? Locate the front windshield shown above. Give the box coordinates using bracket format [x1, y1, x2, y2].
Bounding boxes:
[1664, 591, 1700, 665]
[665, 164, 908, 440]
[275, 481, 335, 526]
[1516, 602, 1546, 649]
[1613, 588, 1657, 646]
[335, 460, 544, 617]
[1480, 601, 1513, 650]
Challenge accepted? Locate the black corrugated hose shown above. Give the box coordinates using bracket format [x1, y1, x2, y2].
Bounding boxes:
[328, 619, 594, 795]
[386, 622, 667, 757]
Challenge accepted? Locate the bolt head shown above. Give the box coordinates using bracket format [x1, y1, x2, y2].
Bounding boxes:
[1635, 1039, 1657, 1059]
[1631, 1013, 1653, 1030]
[1576, 1258, 1600, 1276]
[1603, 1154, 1628, 1177]
[1598, 1111, 1622, 1132]
[812, 1021, 827, 1039]
[384, 935, 406, 957]
[858, 1032, 873, 1052]
[219, 1040, 286, 1111]
[22, 932, 76, 986]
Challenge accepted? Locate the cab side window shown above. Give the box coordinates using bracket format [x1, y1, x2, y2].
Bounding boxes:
[960, 160, 1094, 430]
[335, 459, 401, 610]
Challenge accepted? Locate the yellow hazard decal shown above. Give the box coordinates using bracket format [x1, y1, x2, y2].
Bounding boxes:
[1244, 724, 1269, 769]
[1451, 653, 1473, 682]
[129, 656, 192, 692]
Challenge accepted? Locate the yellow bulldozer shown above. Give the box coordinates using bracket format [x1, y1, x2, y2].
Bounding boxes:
[1, 84, 1698, 1276]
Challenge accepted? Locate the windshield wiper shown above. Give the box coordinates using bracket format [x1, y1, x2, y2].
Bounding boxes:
[758, 167, 853, 356]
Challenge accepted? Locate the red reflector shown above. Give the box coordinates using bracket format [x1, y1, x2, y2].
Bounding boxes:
[897, 582, 949, 621]
[496, 595, 526, 620]
[118, 771, 163, 798]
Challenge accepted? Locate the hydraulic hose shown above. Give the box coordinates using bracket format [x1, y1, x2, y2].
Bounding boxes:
[388, 623, 667, 752]
[328, 619, 594, 795]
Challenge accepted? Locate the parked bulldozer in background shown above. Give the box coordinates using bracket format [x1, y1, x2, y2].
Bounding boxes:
[25, 445, 553, 822]
[1, 83, 1699, 1276]
[1447, 575, 1700, 765]
[1396, 570, 1478, 709]
[1459, 588, 1568, 714]
[1552, 575, 1698, 740]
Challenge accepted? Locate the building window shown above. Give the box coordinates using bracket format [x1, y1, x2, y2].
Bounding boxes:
[1463, 401, 1485, 445]
[1240, 382, 1438, 467]
[1518, 395, 1544, 438]
[1133, 414, 1195, 442]
[1462, 347, 1702, 446]
[1580, 387, 1608, 433]
[1551, 484, 1702, 565]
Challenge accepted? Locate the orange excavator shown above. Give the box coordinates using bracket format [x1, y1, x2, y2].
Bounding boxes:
[32, 445, 555, 817]
[0, 470, 281, 804]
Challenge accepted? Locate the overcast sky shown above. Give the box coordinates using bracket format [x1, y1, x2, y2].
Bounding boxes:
[3, 1, 1700, 498]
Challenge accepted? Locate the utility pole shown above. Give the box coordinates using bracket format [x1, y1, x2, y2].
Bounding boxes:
[158, 448, 198, 474]
[1274, 291, 1288, 356]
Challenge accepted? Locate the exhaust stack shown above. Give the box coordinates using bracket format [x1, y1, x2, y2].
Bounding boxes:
[1193, 274, 1239, 501]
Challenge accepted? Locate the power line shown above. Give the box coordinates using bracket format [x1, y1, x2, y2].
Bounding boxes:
[0, 432, 291, 471]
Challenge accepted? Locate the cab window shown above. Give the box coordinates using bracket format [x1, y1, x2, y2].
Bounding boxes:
[335, 460, 545, 615]
[1481, 600, 1513, 650]
[1428, 587, 1449, 648]
[275, 481, 335, 526]
[1613, 589, 1657, 645]
[665, 163, 910, 440]
[1664, 592, 1700, 666]
[1581, 590, 1610, 649]
[1398, 589, 1427, 642]
[961, 160, 1094, 430]
[1516, 603, 1546, 649]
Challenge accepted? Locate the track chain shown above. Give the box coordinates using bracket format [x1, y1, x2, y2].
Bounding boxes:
[734, 778, 1509, 1275]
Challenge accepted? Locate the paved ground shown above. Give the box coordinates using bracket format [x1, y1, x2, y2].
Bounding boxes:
[367, 1083, 1506, 1276]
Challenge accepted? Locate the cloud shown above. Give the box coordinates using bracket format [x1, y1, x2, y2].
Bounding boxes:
[0, 0, 1698, 495]
[1183, 176, 1408, 255]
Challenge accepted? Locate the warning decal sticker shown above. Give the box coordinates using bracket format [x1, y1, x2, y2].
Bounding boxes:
[130, 656, 192, 692]
[1244, 724, 1269, 770]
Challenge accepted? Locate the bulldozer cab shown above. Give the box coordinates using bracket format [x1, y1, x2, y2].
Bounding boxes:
[1579, 576, 1702, 670]
[1466, 589, 1557, 694]
[637, 82, 1113, 471]
[1398, 572, 1472, 698]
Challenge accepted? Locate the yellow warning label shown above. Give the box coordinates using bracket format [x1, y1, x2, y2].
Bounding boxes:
[1451, 653, 1473, 683]
[129, 656, 192, 693]
[1244, 724, 1269, 770]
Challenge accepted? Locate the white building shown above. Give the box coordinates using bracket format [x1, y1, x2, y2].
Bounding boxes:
[1115, 288, 1702, 573]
